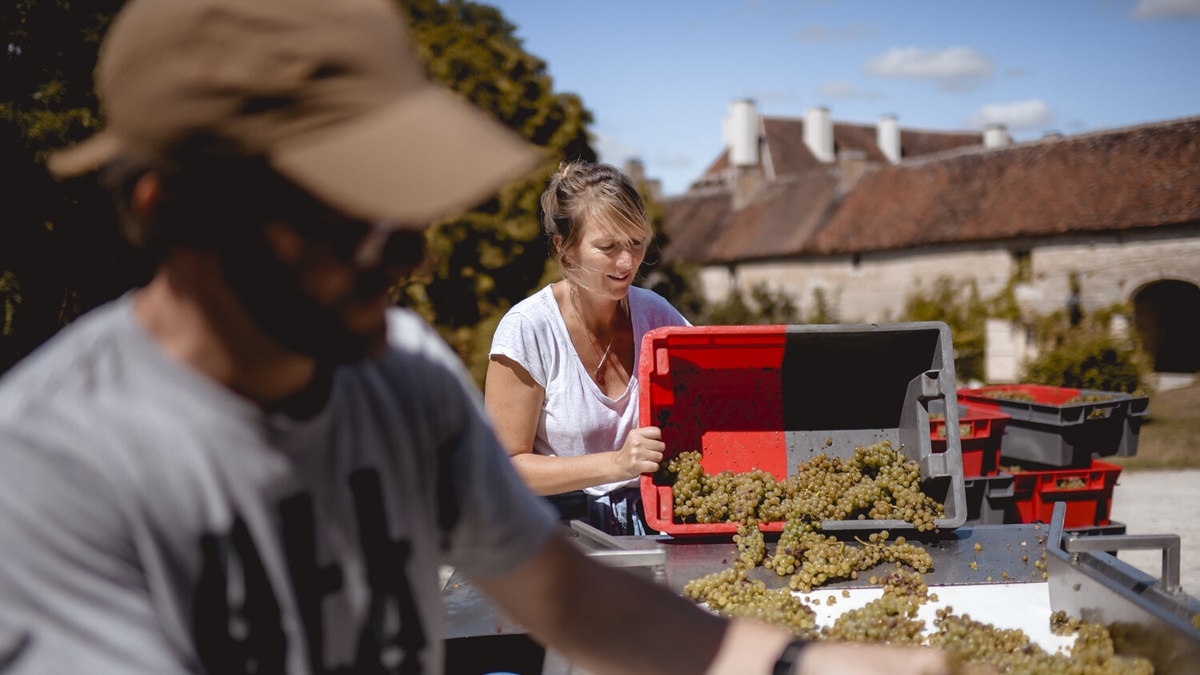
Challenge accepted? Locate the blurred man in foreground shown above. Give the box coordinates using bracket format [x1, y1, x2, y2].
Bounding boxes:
[0, 0, 953, 673]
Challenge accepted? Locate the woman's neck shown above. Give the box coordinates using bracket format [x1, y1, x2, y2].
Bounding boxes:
[568, 282, 625, 337]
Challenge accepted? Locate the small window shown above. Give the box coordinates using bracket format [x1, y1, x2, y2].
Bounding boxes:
[1012, 249, 1032, 282]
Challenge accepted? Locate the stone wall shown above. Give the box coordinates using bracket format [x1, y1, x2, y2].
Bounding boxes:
[700, 229, 1200, 324]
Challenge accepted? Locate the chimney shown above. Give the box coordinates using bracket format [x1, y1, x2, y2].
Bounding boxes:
[623, 158, 662, 201]
[804, 106, 835, 162]
[726, 99, 760, 167]
[876, 114, 901, 164]
[837, 149, 869, 194]
[984, 123, 1011, 149]
[624, 158, 646, 182]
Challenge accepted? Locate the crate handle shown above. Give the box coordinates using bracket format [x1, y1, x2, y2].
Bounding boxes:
[918, 370, 944, 398]
[1062, 530, 1182, 593]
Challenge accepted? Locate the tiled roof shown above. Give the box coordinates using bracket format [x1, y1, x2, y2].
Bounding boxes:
[813, 118, 1200, 254]
[663, 116, 1200, 264]
[691, 116, 981, 186]
[706, 174, 841, 263]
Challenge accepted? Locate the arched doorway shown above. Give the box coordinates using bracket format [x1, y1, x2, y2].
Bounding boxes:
[1133, 279, 1200, 373]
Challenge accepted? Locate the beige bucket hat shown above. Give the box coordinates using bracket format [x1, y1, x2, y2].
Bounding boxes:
[47, 0, 541, 227]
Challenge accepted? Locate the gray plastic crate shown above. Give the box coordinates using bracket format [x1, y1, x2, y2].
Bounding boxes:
[1115, 395, 1150, 457]
[639, 322, 968, 535]
[962, 473, 1016, 526]
[958, 385, 1148, 467]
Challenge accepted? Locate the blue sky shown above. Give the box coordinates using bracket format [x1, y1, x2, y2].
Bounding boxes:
[482, 0, 1200, 196]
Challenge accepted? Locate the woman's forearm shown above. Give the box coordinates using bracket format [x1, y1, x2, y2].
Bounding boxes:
[510, 450, 628, 495]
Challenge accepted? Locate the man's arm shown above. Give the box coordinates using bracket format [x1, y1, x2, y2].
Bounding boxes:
[474, 533, 741, 675]
[474, 533, 955, 675]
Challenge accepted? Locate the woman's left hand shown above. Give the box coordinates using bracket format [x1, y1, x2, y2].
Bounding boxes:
[613, 426, 665, 479]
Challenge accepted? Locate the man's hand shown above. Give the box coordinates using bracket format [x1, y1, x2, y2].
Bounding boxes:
[705, 619, 965, 675]
[796, 641, 955, 675]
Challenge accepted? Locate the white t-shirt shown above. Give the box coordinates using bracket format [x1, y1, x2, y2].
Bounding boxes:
[0, 294, 557, 674]
[489, 284, 690, 496]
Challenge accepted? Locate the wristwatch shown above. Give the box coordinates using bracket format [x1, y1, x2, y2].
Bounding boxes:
[772, 638, 810, 675]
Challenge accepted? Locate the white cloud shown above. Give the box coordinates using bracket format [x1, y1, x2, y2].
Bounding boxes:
[815, 81, 885, 101]
[866, 47, 995, 91]
[792, 22, 878, 44]
[590, 131, 644, 167]
[655, 155, 697, 170]
[1131, 0, 1200, 19]
[967, 100, 1055, 132]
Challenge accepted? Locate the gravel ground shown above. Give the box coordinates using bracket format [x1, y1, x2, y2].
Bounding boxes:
[1108, 468, 1200, 598]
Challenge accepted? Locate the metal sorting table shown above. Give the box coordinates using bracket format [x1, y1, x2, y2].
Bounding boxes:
[443, 509, 1200, 674]
[655, 523, 1050, 594]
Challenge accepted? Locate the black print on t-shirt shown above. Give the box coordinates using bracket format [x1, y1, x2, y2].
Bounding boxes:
[192, 468, 426, 674]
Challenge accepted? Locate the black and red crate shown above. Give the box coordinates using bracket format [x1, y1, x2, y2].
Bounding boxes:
[637, 323, 967, 536]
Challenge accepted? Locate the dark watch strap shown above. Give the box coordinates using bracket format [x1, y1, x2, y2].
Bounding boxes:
[772, 638, 810, 675]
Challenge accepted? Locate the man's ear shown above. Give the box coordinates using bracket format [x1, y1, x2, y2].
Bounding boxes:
[120, 171, 164, 248]
[130, 172, 163, 220]
[262, 222, 308, 265]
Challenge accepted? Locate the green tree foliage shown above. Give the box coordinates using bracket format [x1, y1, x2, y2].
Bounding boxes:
[901, 275, 1151, 392]
[902, 277, 990, 383]
[395, 0, 596, 384]
[1, 0, 596, 382]
[703, 287, 754, 326]
[1, 0, 148, 374]
[701, 282, 800, 325]
[808, 287, 839, 325]
[1022, 305, 1150, 394]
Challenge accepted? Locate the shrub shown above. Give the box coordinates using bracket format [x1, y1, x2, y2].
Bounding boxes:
[703, 282, 800, 326]
[1022, 305, 1151, 394]
[901, 277, 989, 383]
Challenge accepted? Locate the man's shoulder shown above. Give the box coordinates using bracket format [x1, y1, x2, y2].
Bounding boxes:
[0, 299, 132, 421]
[382, 307, 479, 392]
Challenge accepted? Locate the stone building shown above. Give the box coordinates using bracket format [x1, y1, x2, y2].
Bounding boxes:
[660, 101, 1200, 384]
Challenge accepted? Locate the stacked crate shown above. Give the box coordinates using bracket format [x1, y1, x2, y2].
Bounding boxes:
[928, 400, 1014, 526]
[956, 385, 1149, 530]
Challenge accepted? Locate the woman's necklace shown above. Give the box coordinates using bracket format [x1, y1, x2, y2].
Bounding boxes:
[571, 287, 620, 385]
[591, 328, 616, 384]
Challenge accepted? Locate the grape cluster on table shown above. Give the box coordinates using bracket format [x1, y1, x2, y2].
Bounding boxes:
[667, 441, 1155, 673]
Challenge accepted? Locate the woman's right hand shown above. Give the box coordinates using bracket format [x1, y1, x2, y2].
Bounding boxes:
[613, 426, 665, 480]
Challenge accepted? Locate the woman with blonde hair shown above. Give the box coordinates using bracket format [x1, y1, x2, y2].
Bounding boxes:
[485, 160, 689, 534]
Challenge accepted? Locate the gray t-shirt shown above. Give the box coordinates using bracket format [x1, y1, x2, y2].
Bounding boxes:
[0, 294, 557, 674]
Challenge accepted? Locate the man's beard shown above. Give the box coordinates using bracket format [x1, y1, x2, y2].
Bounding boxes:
[220, 231, 391, 365]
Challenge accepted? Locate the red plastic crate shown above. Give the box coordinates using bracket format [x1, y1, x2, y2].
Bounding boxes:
[1009, 460, 1122, 528]
[930, 403, 1009, 478]
[637, 324, 967, 536]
